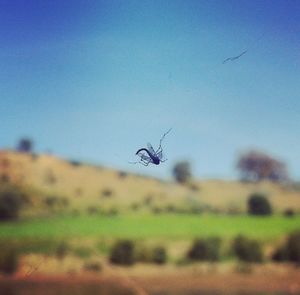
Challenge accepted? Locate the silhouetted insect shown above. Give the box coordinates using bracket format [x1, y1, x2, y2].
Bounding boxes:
[129, 128, 172, 166]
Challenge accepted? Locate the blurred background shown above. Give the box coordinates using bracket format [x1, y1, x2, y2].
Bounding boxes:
[0, 1, 300, 294]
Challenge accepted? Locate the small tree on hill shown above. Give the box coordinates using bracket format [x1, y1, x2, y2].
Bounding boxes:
[173, 161, 192, 184]
[17, 138, 33, 153]
[247, 193, 272, 216]
[236, 150, 288, 183]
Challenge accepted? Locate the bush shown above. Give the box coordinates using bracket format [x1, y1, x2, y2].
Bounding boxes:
[101, 188, 113, 198]
[44, 196, 57, 208]
[232, 235, 263, 263]
[187, 237, 221, 262]
[87, 206, 99, 215]
[152, 207, 162, 214]
[286, 231, 300, 263]
[247, 193, 272, 216]
[109, 240, 136, 266]
[173, 161, 192, 184]
[0, 185, 24, 221]
[0, 245, 19, 275]
[17, 138, 33, 153]
[130, 203, 141, 211]
[107, 207, 118, 216]
[152, 246, 167, 264]
[284, 209, 295, 217]
[73, 247, 92, 259]
[69, 160, 82, 167]
[272, 231, 300, 263]
[118, 171, 127, 179]
[136, 245, 167, 264]
[83, 261, 102, 272]
[272, 245, 289, 262]
[44, 196, 69, 211]
[56, 241, 69, 260]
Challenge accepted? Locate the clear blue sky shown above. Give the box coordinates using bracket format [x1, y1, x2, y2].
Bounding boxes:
[1, 0, 299, 180]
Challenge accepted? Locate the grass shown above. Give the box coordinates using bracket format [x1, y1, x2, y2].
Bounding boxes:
[0, 214, 300, 242]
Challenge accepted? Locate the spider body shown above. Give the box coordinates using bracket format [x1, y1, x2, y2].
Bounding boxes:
[135, 148, 160, 165]
[130, 128, 172, 167]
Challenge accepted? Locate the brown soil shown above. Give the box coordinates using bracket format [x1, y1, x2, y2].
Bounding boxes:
[1, 263, 300, 295]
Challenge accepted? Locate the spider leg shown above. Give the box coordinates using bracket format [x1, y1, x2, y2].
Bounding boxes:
[160, 158, 168, 163]
[140, 159, 150, 166]
[155, 128, 171, 153]
[155, 145, 162, 154]
[139, 156, 151, 166]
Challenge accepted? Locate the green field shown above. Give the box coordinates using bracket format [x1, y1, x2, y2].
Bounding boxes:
[1, 214, 300, 242]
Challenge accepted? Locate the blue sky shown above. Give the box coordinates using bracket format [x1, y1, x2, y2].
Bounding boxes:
[0, 0, 300, 180]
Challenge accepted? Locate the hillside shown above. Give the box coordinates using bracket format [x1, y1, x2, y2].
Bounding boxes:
[0, 150, 300, 216]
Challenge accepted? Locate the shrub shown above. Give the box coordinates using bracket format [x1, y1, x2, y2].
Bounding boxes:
[247, 193, 272, 216]
[152, 246, 167, 264]
[69, 160, 82, 167]
[284, 209, 295, 217]
[118, 171, 127, 179]
[187, 237, 221, 262]
[152, 207, 162, 214]
[0, 245, 19, 275]
[31, 153, 39, 161]
[272, 231, 300, 263]
[107, 207, 118, 216]
[130, 203, 141, 211]
[87, 206, 99, 215]
[173, 161, 192, 184]
[189, 183, 200, 191]
[83, 261, 102, 272]
[136, 245, 167, 264]
[136, 246, 152, 263]
[56, 241, 69, 260]
[73, 247, 92, 259]
[44, 196, 68, 211]
[17, 138, 33, 153]
[286, 231, 300, 263]
[272, 245, 289, 262]
[44, 196, 57, 208]
[101, 188, 113, 198]
[109, 240, 136, 266]
[165, 204, 176, 213]
[232, 235, 263, 263]
[0, 185, 24, 221]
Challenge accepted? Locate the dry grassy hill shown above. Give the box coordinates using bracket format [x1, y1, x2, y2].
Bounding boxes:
[0, 150, 300, 216]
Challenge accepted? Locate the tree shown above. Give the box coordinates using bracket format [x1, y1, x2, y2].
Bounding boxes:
[173, 161, 192, 184]
[187, 237, 221, 262]
[232, 235, 263, 263]
[247, 193, 272, 216]
[17, 138, 33, 153]
[109, 240, 136, 266]
[236, 150, 288, 182]
[0, 185, 24, 221]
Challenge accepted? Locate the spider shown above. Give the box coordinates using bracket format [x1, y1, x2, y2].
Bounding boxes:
[130, 128, 172, 166]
